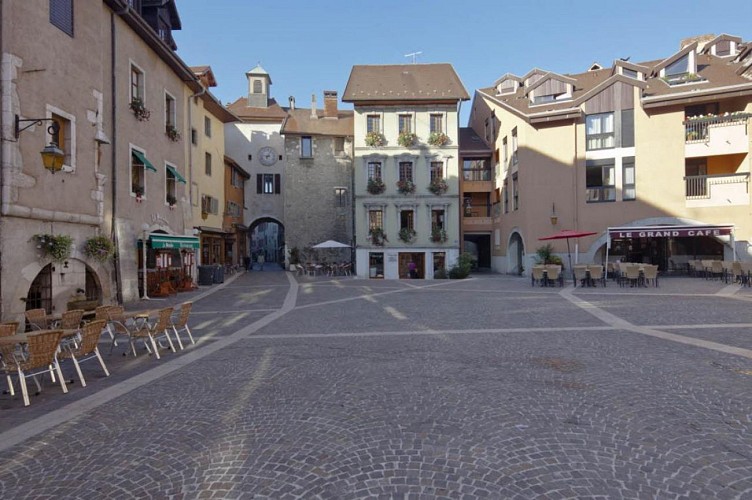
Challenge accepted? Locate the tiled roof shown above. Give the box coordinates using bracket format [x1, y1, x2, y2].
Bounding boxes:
[226, 97, 288, 122]
[343, 63, 469, 102]
[478, 36, 752, 121]
[281, 108, 354, 136]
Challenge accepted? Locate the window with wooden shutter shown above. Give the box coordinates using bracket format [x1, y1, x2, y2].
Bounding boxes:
[50, 0, 74, 37]
[256, 174, 263, 194]
[274, 174, 281, 194]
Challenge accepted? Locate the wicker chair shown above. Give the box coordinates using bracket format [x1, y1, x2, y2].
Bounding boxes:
[0, 322, 20, 337]
[2, 329, 67, 406]
[170, 302, 195, 349]
[622, 265, 642, 287]
[531, 266, 545, 287]
[642, 265, 659, 287]
[573, 266, 589, 287]
[60, 309, 85, 330]
[25, 308, 49, 331]
[107, 306, 145, 356]
[141, 308, 176, 359]
[58, 320, 110, 387]
[544, 265, 563, 287]
[588, 265, 606, 287]
[93, 305, 117, 345]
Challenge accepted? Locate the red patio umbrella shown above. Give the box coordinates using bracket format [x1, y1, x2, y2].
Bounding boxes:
[539, 229, 598, 285]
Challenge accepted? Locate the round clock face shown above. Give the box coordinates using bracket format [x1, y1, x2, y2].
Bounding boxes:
[259, 146, 277, 166]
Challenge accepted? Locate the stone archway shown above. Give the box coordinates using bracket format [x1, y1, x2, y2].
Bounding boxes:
[507, 231, 525, 275]
[22, 258, 107, 319]
[249, 217, 285, 266]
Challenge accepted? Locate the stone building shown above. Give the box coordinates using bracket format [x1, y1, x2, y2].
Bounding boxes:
[281, 91, 354, 264]
[226, 65, 287, 265]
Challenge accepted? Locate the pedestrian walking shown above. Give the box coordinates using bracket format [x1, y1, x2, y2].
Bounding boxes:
[408, 259, 417, 279]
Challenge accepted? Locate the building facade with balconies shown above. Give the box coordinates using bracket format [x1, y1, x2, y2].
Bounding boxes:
[344, 64, 469, 279]
[469, 34, 752, 274]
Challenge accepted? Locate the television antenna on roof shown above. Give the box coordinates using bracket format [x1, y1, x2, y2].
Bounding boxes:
[404, 51, 422, 64]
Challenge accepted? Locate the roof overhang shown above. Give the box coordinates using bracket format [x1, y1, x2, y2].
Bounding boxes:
[642, 82, 752, 108]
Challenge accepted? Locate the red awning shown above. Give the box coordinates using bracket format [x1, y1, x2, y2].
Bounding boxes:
[539, 229, 598, 241]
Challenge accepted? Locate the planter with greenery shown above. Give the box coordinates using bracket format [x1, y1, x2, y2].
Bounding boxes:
[427, 132, 449, 146]
[448, 252, 476, 279]
[166, 194, 177, 209]
[83, 235, 115, 262]
[368, 227, 387, 246]
[396, 179, 415, 195]
[431, 225, 447, 243]
[398, 227, 416, 243]
[365, 132, 385, 147]
[397, 132, 417, 147]
[535, 243, 564, 267]
[428, 178, 448, 195]
[33, 233, 73, 262]
[166, 125, 181, 142]
[367, 177, 386, 195]
[129, 98, 151, 121]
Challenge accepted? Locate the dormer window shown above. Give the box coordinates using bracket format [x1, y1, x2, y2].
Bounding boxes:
[497, 80, 518, 95]
[711, 40, 736, 57]
[660, 52, 703, 85]
[665, 55, 689, 78]
[621, 68, 640, 80]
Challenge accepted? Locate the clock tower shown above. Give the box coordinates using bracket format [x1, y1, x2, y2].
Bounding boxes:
[246, 64, 271, 108]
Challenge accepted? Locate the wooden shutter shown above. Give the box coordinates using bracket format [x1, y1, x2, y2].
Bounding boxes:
[256, 174, 262, 194]
[274, 174, 281, 194]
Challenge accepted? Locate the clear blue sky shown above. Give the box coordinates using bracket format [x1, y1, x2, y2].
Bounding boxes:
[174, 0, 752, 124]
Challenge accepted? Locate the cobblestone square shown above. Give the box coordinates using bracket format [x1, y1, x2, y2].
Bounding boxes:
[0, 271, 751, 498]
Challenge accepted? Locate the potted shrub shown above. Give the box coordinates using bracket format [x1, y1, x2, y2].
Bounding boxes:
[166, 125, 181, 142]
[396, 179, 415, 195]
[166, 194, 177, 209]
[33, 233, 73, 262]
[368, 227, 387, 246]
[129, 98, 151, 121]
[427, 132, 449, 146]
[431, 226, 447, 243]
[83, 235, 115, 262]
[365, 132, 385, 147]
[398, 227, 416, 243]
[367, 177, 386, 195]
[428, 178, 448, 195]
[397, 132, 417, 147]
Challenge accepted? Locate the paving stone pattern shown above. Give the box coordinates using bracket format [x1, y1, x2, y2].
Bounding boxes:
[0, 271, 751, 498]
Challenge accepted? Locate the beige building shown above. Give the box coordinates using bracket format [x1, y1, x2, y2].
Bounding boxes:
[0, 0, 215, 322]
[188, 66, 238, 267]
[469, 34, 752, 275]
[344, 64, 469, 279]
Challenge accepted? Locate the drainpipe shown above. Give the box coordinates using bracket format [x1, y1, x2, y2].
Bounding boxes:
[110, 2, 130, 304]
[0, 0, 4, 319]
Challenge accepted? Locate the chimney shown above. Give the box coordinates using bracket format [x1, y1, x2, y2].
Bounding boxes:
[288, 96, 295, 110]
[310, 94, 318, 119]
[324, 90, 338, 118]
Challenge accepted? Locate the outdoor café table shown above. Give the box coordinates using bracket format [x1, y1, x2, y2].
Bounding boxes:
[128, 309, 160, 330]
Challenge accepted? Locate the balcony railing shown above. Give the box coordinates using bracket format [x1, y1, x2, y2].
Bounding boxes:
[463, 168, 492, 181]
[463, 204, 492, 217]
[684, 173, 749, 199]
[684, 113, 751, 142]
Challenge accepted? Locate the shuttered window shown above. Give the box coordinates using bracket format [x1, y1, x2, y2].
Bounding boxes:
[50, 0, 73, 37]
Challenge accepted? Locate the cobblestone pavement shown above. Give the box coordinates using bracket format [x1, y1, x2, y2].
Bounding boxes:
[1, 270, 751, 498]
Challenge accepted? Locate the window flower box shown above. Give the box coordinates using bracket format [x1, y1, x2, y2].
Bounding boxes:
[33, 233, 73, 262]
[398, 227, 416, 243]
[365, 132, 385, 147]
[428, 178, 448, 195]
[166, 194, 177, 209]
[129, 98, 151, 121]
[367, 178, 386, 195]
[83, 235, 115, 262]
[134, 186, 144, 202]
[166, 125, 181, 142]
[397, 132, 417, 147]
[396, 179, 415, 195]
[431, 226, 448, 243]
[427, 132, 449, 146]
[369, 227, 387, 246]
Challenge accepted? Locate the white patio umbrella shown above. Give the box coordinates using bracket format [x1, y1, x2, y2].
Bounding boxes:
[311, 240, 350, 249]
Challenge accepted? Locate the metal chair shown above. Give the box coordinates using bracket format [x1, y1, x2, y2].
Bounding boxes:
[170, 302, 195, 349]
[140, 308, 176, 359]
[25, 308, 49, 331]
[58, 320, 110, 387]
[1, 330, 67, 406]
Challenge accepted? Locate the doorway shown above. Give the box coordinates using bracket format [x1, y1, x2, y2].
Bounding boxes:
[398, 252, 425, 279]
[463, 234, 491, 268]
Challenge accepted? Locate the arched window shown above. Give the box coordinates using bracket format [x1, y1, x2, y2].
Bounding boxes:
[253, 80, 262, 94]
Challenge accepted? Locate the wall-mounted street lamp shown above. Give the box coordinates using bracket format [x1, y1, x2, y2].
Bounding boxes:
[550, 203, 558, 226]
[15, 115, 65, 173]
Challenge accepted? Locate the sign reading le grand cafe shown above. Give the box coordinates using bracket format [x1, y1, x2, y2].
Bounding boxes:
[610, 225, 733, 239]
